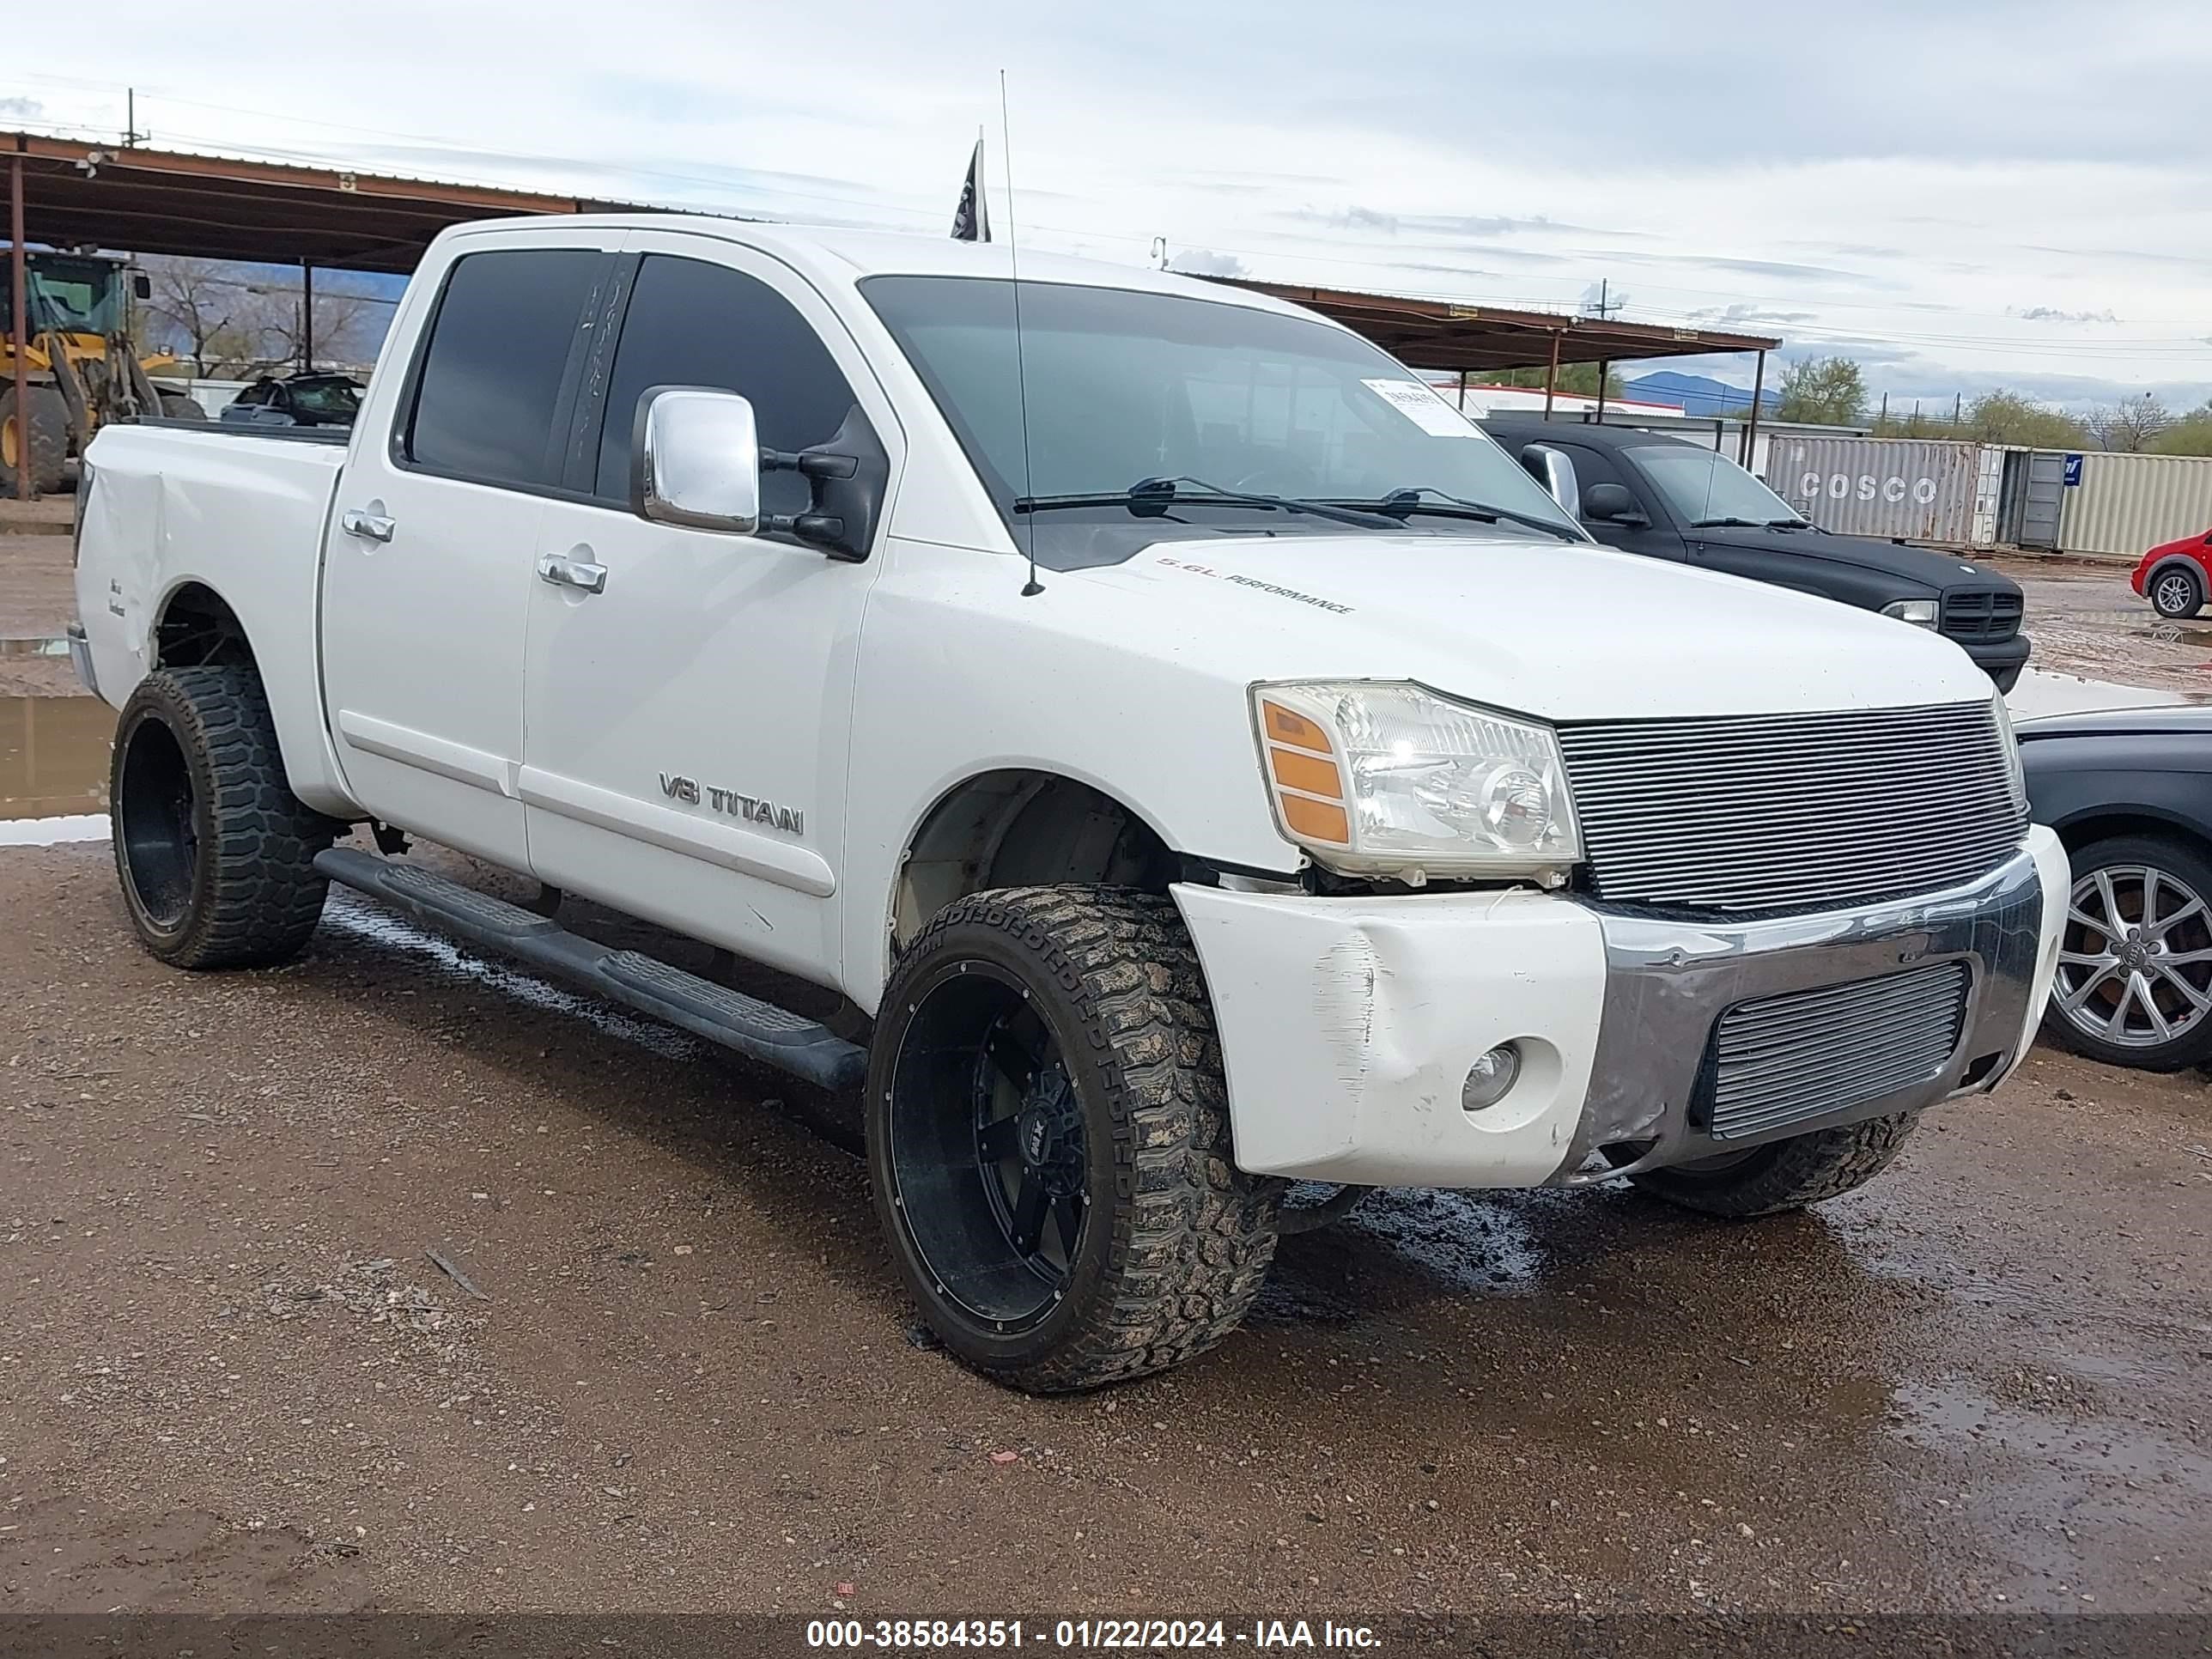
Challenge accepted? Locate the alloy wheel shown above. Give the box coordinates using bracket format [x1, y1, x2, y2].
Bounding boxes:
[2054, 863, 2212, 1049]
[2154, 572, 2199, 617]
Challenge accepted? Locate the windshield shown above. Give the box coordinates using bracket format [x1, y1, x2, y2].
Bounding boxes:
[289, 378, 363, 420]
[861, 275, 1584, 570]
[19, 259, 124, 335]
[1626, 443, 1807, 526]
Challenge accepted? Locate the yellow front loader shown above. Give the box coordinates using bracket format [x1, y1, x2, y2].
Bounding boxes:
[3, 251, 202, 495]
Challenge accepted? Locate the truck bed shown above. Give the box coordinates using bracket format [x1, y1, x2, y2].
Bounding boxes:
[137, 415, 351, 445]
[74, 419, 355, 813]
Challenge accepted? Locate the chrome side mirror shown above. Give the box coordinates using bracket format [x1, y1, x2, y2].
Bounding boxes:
[1520, 443, 1580, 521]
[633, 386, 762, 534]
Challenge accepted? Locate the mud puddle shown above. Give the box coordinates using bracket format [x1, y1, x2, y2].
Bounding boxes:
[1, 692, 112, 821]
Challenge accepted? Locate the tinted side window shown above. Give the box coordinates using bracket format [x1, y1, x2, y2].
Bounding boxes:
[406, 249, 604, 489]
[595, 255, 860, 520]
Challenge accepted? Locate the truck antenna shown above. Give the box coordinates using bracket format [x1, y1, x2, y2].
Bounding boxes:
[1000, 70, 1043, 598]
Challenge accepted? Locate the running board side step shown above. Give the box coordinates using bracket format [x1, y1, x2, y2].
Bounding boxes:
[313, 847, 866, 1092]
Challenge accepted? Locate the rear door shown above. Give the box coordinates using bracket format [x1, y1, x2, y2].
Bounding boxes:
[515, 233, 901, 985]
[320, 232, 622, 866]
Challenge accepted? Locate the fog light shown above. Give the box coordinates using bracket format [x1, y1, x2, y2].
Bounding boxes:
[1462, 1043, 1522, 1111]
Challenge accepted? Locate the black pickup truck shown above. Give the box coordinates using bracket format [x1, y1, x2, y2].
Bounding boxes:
[1485, 416, 2030, 690]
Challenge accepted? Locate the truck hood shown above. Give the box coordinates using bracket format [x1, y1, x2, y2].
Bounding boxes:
[1690, 524, 2021, 597]
[1066, 531, 1994, 721]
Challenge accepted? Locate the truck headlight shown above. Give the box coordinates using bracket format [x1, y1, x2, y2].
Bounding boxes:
[1251, 681, 1581, 882]
[1882, 598, 1940, 629]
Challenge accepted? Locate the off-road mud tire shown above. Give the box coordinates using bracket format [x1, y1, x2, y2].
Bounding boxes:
[1625, 1111, 1920, 1218]
[868, 885, 1283, 1392]
[110, 666, 339, 969]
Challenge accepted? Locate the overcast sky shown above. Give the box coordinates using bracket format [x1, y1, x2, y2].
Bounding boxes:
[8, 0, 2209, 411]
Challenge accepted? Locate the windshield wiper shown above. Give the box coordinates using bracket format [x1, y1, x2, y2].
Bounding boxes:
[1688, 515, 1771, 529]
[1765, 517, 1814, 530]
[1326, 487, 1583, 544]
[1015, 476, 1398, 531]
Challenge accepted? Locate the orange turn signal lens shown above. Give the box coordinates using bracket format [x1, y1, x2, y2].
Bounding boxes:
[1260, 700, 1333, 754]
[1280, 794, 1352, 845]
[1267, 745, 1342, 799]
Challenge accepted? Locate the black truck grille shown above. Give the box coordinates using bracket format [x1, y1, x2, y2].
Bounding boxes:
[1941, 591, 2024, 643]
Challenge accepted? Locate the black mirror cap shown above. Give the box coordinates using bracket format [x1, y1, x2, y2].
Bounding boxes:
[1583, 482, 1639, 521]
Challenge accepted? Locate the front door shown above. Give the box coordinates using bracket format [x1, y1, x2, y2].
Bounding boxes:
[517, 231, 902, 987]
[320, 231, 622, 866]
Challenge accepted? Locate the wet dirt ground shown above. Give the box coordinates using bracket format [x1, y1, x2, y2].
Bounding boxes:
[1987, 555, 2212, 699]
[2, 840, 2208, 1617]
[3, 528, 2209, 1619]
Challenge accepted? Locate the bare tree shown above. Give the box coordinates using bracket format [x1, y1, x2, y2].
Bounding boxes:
[142, 257, 246, 377]
[251, 284, 380, 372]
[2091, 394, 2171, 453]
[138, 255, 392, 378]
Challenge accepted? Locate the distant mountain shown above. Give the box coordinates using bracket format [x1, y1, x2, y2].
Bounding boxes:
[1625, 371, 1778, 418]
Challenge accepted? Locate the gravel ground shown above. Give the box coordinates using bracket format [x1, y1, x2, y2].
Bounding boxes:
[1, 839, 2207, 1618]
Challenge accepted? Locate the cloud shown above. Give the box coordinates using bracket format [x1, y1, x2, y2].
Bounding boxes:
[2013, 306, 2120, 325]
[1273, 207, 1641, 242]
[1170, 247, 1247, 277]
[1692, 303, 1820, 326]
[0, 95, 42, 120]
[1601, 249, 1893, 286]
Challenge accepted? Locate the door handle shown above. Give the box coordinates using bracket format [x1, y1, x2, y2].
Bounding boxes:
[537, 553, 608, 594]
[340, 507, 395, 543]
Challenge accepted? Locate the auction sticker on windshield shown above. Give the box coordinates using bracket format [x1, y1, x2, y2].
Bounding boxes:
[1362, 378, 1480, 438]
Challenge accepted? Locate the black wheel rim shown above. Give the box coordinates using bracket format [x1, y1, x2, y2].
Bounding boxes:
[116, 713, 198, 931]
[884, 963, 1089, 1334]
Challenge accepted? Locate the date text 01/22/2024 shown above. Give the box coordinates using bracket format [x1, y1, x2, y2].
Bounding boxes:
[805, 1620, 1382, 1650]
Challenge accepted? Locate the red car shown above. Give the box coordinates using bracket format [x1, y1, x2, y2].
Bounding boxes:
[2133, 527, 2212, 618]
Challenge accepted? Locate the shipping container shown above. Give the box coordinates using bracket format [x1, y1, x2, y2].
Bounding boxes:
[2057, 452, 2212, 558]
[1761, 436, 1983, 543]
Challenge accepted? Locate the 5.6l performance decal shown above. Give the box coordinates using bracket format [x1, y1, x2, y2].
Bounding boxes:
[1152, 556, 1356, 615]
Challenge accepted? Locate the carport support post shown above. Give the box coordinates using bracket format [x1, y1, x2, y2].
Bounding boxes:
[1740, 349, 1765, 466]
[1594, 359, 1610, 424]
[301, 261, 313, 373]
[1542, 331, 1559, 419]
[9, 153, 29, 501]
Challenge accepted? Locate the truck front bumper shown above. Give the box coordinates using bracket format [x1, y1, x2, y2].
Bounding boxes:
[1172, 825, 2067, 1189]
[1963, 630, 2031, 691]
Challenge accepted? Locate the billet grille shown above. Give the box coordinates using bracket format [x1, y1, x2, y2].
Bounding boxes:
[1705, 962, 1970, 1140]
[1556, 701, 2026, 915]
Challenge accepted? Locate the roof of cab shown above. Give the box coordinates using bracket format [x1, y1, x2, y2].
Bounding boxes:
[438, 211, 1313, 319]
[1479, 415, 1698, 451]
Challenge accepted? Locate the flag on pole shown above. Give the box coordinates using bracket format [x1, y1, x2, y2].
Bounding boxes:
[951, 137, 990, 243]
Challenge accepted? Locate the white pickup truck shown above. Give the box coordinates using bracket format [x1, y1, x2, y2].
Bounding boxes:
[71, 214, 2067, 1392]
